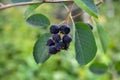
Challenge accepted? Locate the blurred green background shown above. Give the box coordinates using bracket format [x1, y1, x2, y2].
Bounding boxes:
[0, 0, 120, 80]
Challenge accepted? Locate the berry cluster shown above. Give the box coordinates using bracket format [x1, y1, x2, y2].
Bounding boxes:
[46, 24, 72, 54]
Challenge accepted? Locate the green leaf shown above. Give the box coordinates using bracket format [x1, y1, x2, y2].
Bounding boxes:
[74, 0, 98, 18]
[70, 15, 75, 43]
[24, 5, 40, 19]
[75, 22, 97, 65]
[26, 14, 50, 27]
[33, 33, 51, 64]
[115, 61, 120, 75]
[89, 62, 108, 75]
[24, 0, 42, 19]
[96, 23, 109, 53]
[12, 0, 32, 3]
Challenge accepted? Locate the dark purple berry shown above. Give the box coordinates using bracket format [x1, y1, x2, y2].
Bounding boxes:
[86, 23, 93, 30]
[55, 42, 65, 50]
[64, 43, 70, 50]
[46, 38, 55, 46]
[60, 24, 70, 34]
[50, 24, 59, 34]
[63, 35, 72, 44]
[52, 34, 61, 42]
[49, 46, 58, 54]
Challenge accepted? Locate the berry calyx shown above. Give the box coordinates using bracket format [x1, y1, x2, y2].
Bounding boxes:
[63, 35, 72, 44]
[60, 24, 70, 34]
[46, 38, 55, 46]
[52, 34, 61, 42]
[49, 46, 58, 54]
[50, 24, 59, 34]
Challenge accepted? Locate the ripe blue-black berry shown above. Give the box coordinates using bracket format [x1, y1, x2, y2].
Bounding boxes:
[47, 23, 72, 54]
[60, 24, 70, 34]
[64, 43, 70, 50]
[49, 46, 58, 54]
[63, 35, 72, 44]
[52, 34, 61, 42]
[86, 23, 93, 30]
[50, 24, 59, 34]
[55, 42, 65, 50]
[46, 38, 55, 46]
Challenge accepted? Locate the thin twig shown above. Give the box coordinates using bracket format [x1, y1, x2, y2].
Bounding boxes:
[58, 3, 74, 25]
[0, 1, 44, 10]
[96, 1, 103, 6]
[64, 3, 74, 24]
[58, 20, 65, 25]
[72, 11, 84, 19]
[0, 0, 73, 10]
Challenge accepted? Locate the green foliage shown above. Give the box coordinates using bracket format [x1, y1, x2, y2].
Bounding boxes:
[26, 14, 50, 27]
[96, 22, 109, 53]
[75, 22, 97, 65]
[24, 0, 42, 19]
[24, 0, 99, 65]
[33, 33, 51, 63]
[74, 0, 98, 18]
[24, 4, 40, 19]
[89, 62, 108, 75]
[115, 61, 120, 75]
[1, 0, 120, 79]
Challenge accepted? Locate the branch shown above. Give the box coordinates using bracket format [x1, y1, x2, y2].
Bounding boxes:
[64, 3, 74, 24]
[96, 1, 103, 6]
[72, 11, 84, 19]
[0, 0, 73, 10]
